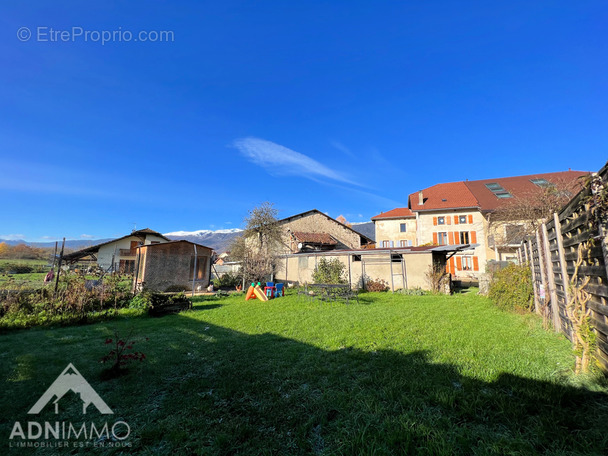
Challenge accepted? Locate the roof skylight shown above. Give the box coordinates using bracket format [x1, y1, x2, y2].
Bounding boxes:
[530, 178, 553, 188]
[485, 183, 512, 198]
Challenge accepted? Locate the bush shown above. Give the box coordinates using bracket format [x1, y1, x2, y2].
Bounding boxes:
[213, 272, 241, 289]
[129, 292, 152, 310]
[366, 278, 389, 292]
[312, 258, 346, 284]
[397, 287, 426, 296]
[0, 272, 134, 329]
[488, 263, 533, 311]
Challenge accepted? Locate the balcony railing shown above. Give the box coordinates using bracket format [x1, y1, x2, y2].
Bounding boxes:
[119, 249, 136, 256]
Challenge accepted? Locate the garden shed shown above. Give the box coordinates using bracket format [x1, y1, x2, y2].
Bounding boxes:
[133, 240, 213, 293]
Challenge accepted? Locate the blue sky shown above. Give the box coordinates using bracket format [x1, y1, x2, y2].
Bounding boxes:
[1, 1, 606, 241]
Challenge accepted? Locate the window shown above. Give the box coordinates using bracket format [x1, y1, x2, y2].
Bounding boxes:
[398, 240, 407, 247]
[400, 223, 406, 232]
[530, 178, 553, 188]
[462, 256, 473, 271]
[485, 182, 513, 198]
[437, 217, 445, 225]
[391, 254, 402, 262]
[459, 232, 470, 244]
[459, 215, 467, 224]
[352, 255, 361, 262]
[437, 232, 448, 245]
[381, 240, 392, 248]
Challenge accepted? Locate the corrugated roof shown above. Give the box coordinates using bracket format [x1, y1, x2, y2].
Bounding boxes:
[371, 207, 415, 220]
[409, 170, 588, 212]
[292, 232, 338, 245]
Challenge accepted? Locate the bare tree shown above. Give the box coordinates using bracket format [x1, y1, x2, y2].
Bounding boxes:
[230, 202, 284, 283]
[489, 176, 585, 242]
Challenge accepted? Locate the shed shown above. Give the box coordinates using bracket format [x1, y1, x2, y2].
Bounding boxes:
[134, 240, 213, 293]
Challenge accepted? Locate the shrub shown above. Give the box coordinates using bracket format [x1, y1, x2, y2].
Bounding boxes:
[397, 287, 426, 296]
[312, 258, 346, 284]
[488, 263, 533, 311]
[366, 278, 389, 292]
[100, 329, 147, 377]
[213, 272, 241, 289]
[129, 292, 152, 310]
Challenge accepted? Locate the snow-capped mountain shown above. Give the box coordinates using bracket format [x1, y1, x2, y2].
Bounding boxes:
[164, 228, 243, 253]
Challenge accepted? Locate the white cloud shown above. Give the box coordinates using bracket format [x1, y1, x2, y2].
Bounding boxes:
[330, 140, 355, 158]
[233, 137, 355, 185]
[0, 234, 25, 241]
[80, 234, 95, 239]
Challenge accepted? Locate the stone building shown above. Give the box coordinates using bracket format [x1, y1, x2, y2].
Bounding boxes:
[278, 209, 374, 253]
[133, 240, 212, 292]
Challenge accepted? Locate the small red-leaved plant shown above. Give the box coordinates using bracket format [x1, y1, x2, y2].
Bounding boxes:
[101, 329, 147, 374]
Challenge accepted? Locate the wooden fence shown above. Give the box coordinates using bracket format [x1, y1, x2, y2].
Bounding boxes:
[518, 161, 608, 371]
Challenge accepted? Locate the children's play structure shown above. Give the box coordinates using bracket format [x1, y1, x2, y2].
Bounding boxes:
[245, 282, 284, 301]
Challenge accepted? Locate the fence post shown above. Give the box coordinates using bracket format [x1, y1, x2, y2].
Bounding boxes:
[553, 212, 570, 307]
[535, 230, 548, 316]
[526, 240, 539, 313]
[542, 222, 560, 332]
[591, 175, 608, 281]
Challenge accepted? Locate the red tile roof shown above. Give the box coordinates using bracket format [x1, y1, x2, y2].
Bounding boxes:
[292, 232, 338, 245]
[409, 170, 588, 212]
[409, 182, 479, 212]
[371, 207, 415, 220]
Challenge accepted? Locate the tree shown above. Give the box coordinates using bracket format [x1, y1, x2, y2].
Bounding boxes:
[312, 258, 346, 284]
[230, 202, 284, 283]
[489, 176, 584, 243]
[0, 242, 10, 258]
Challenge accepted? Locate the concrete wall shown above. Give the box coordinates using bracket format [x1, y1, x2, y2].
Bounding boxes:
[136, 242, 212, 292]
[374, 218, 417, 247]
[280, 212, 363, 252]
[276, 250, 436, 291]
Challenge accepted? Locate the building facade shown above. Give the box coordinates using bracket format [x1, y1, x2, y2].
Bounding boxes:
[371, 207, 417, 248]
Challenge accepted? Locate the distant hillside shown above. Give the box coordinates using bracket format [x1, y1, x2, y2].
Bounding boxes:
[1, 222, 374, 254]
[0, 239, 112, 250]
[165, 229, 243, 253]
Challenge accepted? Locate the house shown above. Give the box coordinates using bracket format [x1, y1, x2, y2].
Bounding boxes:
[406, 170, 588, 282]
[371, 208, 417, 248]
[278, 209, 374, 253]
[63, 228, 170, 273]
[133, 240, 213, 292]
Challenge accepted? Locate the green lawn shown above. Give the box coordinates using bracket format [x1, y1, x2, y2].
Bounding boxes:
[1, 291, 607, 455]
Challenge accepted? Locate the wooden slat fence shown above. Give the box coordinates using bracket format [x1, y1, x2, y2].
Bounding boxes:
[519, 161, 608, 371]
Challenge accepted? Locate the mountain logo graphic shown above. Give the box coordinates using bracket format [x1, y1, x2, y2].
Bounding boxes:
[28, 363, 113, 415]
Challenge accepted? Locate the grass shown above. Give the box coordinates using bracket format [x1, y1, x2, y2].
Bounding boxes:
[1, 291, 607, 455]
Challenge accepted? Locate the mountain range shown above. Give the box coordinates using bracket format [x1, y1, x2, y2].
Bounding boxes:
[1, 222, 375, 254]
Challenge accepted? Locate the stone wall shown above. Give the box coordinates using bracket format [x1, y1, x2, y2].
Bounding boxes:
[280, 212, 364, 253]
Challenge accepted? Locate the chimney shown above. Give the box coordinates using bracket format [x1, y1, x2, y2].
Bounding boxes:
[418, 191, 424, 206]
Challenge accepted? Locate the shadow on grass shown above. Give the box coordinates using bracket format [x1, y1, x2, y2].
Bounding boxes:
[123, 314, 608, 455]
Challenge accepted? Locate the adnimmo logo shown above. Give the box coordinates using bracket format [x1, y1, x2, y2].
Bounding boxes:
[9, 364, 131, 449]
